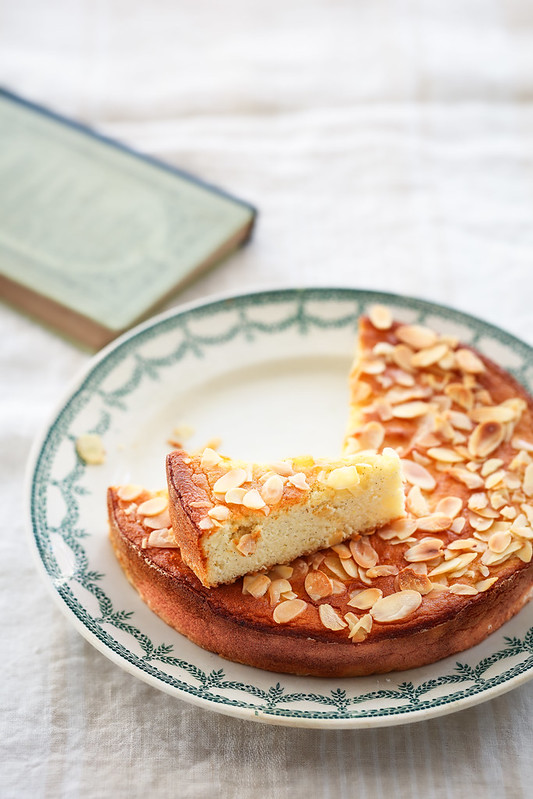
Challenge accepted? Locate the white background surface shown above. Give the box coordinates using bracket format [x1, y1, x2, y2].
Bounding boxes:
[2, 1, 533, 796]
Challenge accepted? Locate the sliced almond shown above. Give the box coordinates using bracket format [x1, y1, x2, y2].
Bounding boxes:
[242, 489, 266, 510]
[456, 348, 485, 374]
[200, 447, 223, 468]
[349, 538, 379, 568]
[145, 528, 178, 548]
[326, 466, 360, 490]
[407, 485, 430, 517]
[273, 599, 307, 624]
[426, 447, 464, 464]
[392, 343, 415, 372]
[476, 577, 498, 592]
[357, 421, 385, 451]
[366, 564, 398, 578]
[416, 514, 452, 533]
[260, 474, 285, 505]
[369, 304, 393, 330]
[392, 401, 432, 419]
[523, 463, 533, 496]
[318, 603, 347, 631]
[235, 532, 258, 556]
[445, 383, 475, 410]
[401, 459, 436, 491]
[468, 422, 505, 459]
[378, 517, 419, 541]
[242, 574, 271, 598]
[225, 487, 247, 505]
[137, 496, 168, 517]
[208, 505, 231, 521]
[396, 324, 438, 350]
[428, 552, 477, 577]
[449, 583, 478, 595]
[450, 517, 467, 534]
[143, 510, 172, 529]
[75, 433, 105, 465]
[304, 570, 334, 601]
[435, 496, 463, 518]
[117, 484, 144, 502]
[404, 537, 444, 562]
[396, 567, 433, 594]
[470, 406, 516, 424]
[447, 467, 485, 490]
[347, 587, 383, 610]
[213, 468, 247, 494]
[517, 540, 533, 563]
[370, 590, 422, 622]
[488, 530, 512, 553]
[346, 612, 373, 642]
[287, 472, 310, 491]
[411, 343, 449, 369]
[268, 578, 292, 605]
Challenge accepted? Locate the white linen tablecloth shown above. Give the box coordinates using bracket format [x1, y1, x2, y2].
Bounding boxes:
[1, 1, 533, 796]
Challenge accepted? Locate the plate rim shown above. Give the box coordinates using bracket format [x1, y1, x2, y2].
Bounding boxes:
[25, 285, 533, 728]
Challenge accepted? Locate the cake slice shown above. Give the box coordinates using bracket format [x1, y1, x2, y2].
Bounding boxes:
[166, 448, 405, 587]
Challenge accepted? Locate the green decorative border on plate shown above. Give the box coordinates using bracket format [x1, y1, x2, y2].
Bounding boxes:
[27, 288, 533, 727]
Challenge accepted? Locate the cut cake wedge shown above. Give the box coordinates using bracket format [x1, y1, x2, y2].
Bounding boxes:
[166, 449, 405, 587]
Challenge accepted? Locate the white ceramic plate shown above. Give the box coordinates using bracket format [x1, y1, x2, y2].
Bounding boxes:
[27, 288, 533, 728]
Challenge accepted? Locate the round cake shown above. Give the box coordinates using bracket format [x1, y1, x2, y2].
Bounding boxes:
[108, 309, 533, 677]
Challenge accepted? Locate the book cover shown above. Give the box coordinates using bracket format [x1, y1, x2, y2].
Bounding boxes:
[0, 88, 256, 349]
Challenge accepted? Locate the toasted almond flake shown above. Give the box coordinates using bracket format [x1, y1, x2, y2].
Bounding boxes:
[213, 468, 247, 494]
[350, 379, 373, 403]
[208, 505, 231, 521]
[448, 410, 475, 432]
[447, 537, 479, 551]
[468, 422, 505, 459]
[512, 437, 533, 453]
[468, 511, 494, 532]
[450, 517, 467, 534]
[75, 433, 106, 465]
[241, 489, 266, 510]
[268, 578, 292, 605]
[401, 459, 437, 491]
[416, 514, 452, 533]
[517, 540, 533, 562]
[242, 574, 271, 597]
[340, 555, 362, 578]
[485, 470, 506, 490]
[395, 567, 433, 594]
[456, 348, 485, 374]
[224, 487, 247, 505]
[447, 467, 485, 490]
[428, 552, 477, 577]
[329, 578, 347, 595]
[426, 447, 464, 463]
[378, 517, 419, 541]
[435, 496, 463, 518]
[411, 343, 449, 369]
[331, 543, 352, 559]
[304, 570, 334, 601]
[468, 492, 488, 511]
[287, 472, 310, 491]
[269, 565, 294, 580]
[117, 484, 144, 502]
[481, 458, 504, 478]
[235, 533, 258, 555]
[404, 537, 444, 562]
[476, 577, 498, 592]
[260, 474, 285, 505]
[499, 505, 517, 520]
[347, 588, 383, 610]
[143, 528, 175, 548]
[370, 590, 422, 622]
[137, 496, 168, 517]
[369, 304, 393, 330]
[396, 324, 438, 350]
[143, 509, 172, 530]
[445, 383, 475, 411]
[366, 565, 398, 578]
[361, 358, 386, 375]
[449, 583, 478, 595]
[347, 613, 373, 642]
[318, 603, 347, 631]
[523, 463, 533, 496]
[200, 447, 223, 468]
[357, 421, 385, 451]
[407, 485, 430, 517]
[392, 401, 432, 419]
[488, 530, 512, 553]
[272, 598, 307, 624]
[349, 538, 379, 569]
[439, 351, 456, 370]
[470, 406, 516, 424]
[198, 517, 214, 530]
[325, 465, 360, 490]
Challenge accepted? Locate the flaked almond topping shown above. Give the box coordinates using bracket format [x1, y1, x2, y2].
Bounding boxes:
[208, 505, 231, 521]
[435, 496, 463, 518]
[242, 574, 271, 598]
[468, 511, 494, 532]
[143, 528, 177, 548]
[468, 422, 505, 459]
[426, 447, 464, 464]
[304, 570, 334, 601]
[318, 603, 347, 631]
[346, 612, 373, 642]
[411, 343, 449, 369]
[470, 405, 516, 424]
[330, 578, 348, 595]
[392, 401, 432, 419]
[260, 474, 284, 505]
[404, 537, 444, 562]
[378, 517, 419, 541]
[481, 458, 504, 478]
[143, 510, 172, 530]
[428, 552, 477, 577]
[447, 537, 479, 551]
[396, 567, 433, 594]
[401, 459, 436, 491]
[287, 472, 310, 491]
[269, 564, 294, 580]
[268, 578, 292, 605]
[331, 543, 352, 559]
[235, 532, 258, 555]
[447, 466, 485, 490]
[456, 348, 485, 374]
[396, 324, 438, 350]
[326, 465, 360, 490]
[198, 517, 215, 530]
[392, 344, 416, 372]
[361, 358, 386, 375]
[448, 410, 475, 432]
[468, 491, 488, 511]
[323, 554, 351, 580]
[213, 468, 247, 494]
[517, 541, 533, 562]
[137, 496, 168, 517]
[450, 517, 467, 534]
[357, 421, 385, 451]
[512, 437, 533, 453]
[117, 484, 144, 502]
[416, 514, 452, 533]
[349, 538, 379, 569]
[242, 489, 266, 509]
[366, 564, 398, 578]
[407, 485, 430, 517]
[225, 487, 247, 505]
[523, 464, 533, 496]
[75, 433, 105, 465]
[369, 304, 393, 330]
[370, 590, 422, 622]
[200, 447, 223, 469]
[445, 383, 475, 410]
[488, 530, 512, 553]
[273, 598, 307, 624]
[476, 577, 498, 592]
[347, 587, 382, 610]
[449, 583, 478, 595]
[350, 380, 372, 402]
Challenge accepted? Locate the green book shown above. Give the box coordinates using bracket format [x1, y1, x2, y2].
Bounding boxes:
[0, 88, 256, 348]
